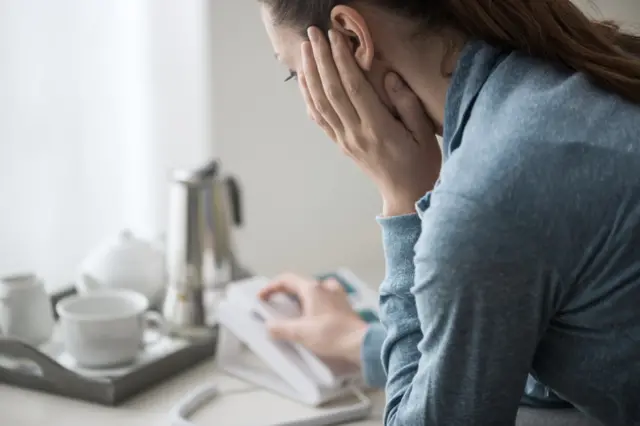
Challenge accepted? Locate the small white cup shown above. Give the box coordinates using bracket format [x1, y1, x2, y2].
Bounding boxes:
[56, 289, 166, 368]
[0, 273, 55, 347]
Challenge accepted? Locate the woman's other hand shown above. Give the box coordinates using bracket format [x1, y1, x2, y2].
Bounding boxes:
[257, 273, 368, 364]
[300, 27, 441, 217]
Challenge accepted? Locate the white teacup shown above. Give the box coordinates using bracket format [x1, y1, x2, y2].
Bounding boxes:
[56, 289, 166, 368]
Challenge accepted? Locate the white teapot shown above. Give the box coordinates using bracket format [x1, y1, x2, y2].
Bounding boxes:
[76, 229, 166, 306]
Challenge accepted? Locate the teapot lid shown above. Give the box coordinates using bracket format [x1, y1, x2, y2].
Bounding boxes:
[118, 229, 134, 241]
[81, 229, 163, 272]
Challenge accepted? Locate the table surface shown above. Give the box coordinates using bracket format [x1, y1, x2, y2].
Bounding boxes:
[0, 348, 387, 426]
[0, 359, 602, 426]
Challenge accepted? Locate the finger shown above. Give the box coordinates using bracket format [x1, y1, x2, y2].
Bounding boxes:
[307, 27, 360, 127]
[302, 41, 344, 133]
[266, 318, 311, 343]
[329, 30, 391, 124]
[299, 73, 336, 140]
[384, 72, 436, 143]
[258, 273, 313, 301]
[257, 282, 295, 301]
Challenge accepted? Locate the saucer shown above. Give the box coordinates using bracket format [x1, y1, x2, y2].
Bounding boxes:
[56, 351, 146, 378]
[47, 328, 189, 378]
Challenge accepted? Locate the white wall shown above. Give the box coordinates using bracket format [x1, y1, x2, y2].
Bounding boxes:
[0, 0, 383, 291]
[0, 1, 215, 290]
[145, 0, 216, 233]
[576, 0, 640, 25]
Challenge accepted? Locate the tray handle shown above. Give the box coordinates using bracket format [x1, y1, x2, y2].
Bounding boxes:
[0, 337, 110, 387]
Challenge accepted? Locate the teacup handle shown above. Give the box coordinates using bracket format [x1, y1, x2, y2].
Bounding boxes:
[143, 311, 169, 347]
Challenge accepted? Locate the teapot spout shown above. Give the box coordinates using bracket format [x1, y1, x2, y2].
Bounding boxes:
[76, 274, 102, 294]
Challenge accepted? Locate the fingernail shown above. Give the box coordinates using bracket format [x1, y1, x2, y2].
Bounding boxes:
[389, 73, 404, 91]
[307, 27, 318, 42]
[328, 29, 337, 44]
[301, 42, 311, 65]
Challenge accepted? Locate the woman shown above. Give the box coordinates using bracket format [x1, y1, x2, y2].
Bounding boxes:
[256, 1, 640, 425]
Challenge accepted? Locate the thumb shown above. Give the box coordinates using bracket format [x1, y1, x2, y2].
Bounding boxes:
[384, 72, 436, 143]
[266, 319, 311, 343]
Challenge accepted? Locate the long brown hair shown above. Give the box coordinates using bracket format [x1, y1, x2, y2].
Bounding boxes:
[260, 0, 640, 104]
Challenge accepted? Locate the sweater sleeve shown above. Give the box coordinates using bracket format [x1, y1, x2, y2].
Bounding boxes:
[360, 322, 388, 388]
[379, 192, 553, 426]
[360, 251, 570, 406]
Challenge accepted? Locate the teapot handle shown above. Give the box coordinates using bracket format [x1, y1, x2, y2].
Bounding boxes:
[225, 176, 243, 227]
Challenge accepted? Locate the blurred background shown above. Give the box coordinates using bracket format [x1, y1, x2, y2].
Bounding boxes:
[0, 0, 638, 292]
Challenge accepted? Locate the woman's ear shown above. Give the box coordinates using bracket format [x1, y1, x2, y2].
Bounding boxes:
[330, 6, 374, 71]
